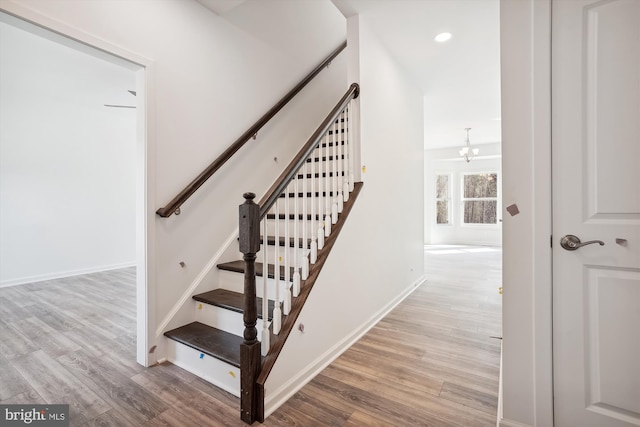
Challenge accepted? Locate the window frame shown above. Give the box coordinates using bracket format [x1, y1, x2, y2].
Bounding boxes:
[434, 172, 452, 226]
[460, 171, 500, 227]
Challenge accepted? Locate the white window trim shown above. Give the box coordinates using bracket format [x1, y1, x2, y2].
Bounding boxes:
[460, 171, 500, 227]
[434, 172, 452, 226]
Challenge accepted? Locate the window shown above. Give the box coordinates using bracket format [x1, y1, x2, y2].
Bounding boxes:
[435, 174, 450, 224]
[462, 173, 498, 224]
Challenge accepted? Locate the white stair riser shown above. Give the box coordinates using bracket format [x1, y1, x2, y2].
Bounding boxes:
[277, 168, 347, 184]
[166, 339, 240, 397]
[284, 175, 346, 189]
[264, 219, 335, 236]
[194, 301, 268, 340]
[234, 245, 311, 267]
[293, 164, 347, 179]
[218, 269, 295, 302]
[264, 220, 315, 238]
[267, 196, 344, 215]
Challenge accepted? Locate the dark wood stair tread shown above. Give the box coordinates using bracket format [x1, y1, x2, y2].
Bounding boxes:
[296, 171, 345, 179]
[306, 155, 345, 163]
[218, 261, 296, 282]
[279, 191, 338, 198]
[260, 235, 311, 247]
[319, 136, 345, 143]
[193, 289, 273, 320]
[164, 322, 241, 368]
[266, 213, 322, 221]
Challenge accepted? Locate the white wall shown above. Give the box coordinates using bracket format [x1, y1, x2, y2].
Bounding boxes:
[0, 19, 137, 286]
[424, 143, 502, 246]
[0, 0, 348, 364]
[500, 0, 553, 426]
[263, 14, 425, 416]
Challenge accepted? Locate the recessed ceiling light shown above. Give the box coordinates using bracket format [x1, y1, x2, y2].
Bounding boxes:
[434, 32, 452, 43]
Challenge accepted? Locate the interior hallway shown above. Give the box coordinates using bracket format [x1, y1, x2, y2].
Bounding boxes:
[0, 246, 501, 426]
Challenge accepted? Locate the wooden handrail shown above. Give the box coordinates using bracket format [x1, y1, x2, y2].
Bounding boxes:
[257, 83, 359, 218]
[156, 41, 347, 218]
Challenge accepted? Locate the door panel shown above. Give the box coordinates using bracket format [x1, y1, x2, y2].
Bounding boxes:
[552, 0, 640, 426]
[585, 268, 640, 417]
[584, 0, 640, 219]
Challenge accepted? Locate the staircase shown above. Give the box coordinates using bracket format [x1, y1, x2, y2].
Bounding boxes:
[162, 84, 361, 423]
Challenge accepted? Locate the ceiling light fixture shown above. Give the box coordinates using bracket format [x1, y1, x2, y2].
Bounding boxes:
[434, 32, 452, 43]
[459, 128, 479, 163]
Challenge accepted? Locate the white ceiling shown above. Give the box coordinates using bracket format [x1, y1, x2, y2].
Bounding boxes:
[335, 0, 501, 149]
[197, 0, 501, 150]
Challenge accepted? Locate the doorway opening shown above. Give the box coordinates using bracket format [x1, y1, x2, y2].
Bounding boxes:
[420, 0, 502, 419]
[0, 12, 149, 366]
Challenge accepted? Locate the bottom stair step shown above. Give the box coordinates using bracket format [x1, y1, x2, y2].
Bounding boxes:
[164, 322, 241, 368]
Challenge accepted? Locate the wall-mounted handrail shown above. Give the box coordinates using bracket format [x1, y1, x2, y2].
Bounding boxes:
[156, 41, 347, 218]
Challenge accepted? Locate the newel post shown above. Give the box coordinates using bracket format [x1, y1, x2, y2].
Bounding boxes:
[239, 192, 261, 424]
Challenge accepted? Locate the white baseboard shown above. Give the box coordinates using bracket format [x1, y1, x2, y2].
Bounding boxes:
[263, 274, 427, 419]
[499, 419, 533, 427]
[497, 342, 503, 427]
[0, 261, 136, 288]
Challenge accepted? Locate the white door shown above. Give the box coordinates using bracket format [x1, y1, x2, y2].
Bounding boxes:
[552, 0, 640, 426]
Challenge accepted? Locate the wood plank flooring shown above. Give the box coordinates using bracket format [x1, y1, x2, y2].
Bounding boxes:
[0, 245, 501, 426]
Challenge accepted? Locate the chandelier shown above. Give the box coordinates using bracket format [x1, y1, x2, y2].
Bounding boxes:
[459, 127, 479, 163]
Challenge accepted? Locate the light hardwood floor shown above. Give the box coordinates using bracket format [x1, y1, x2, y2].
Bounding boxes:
[0, 245, 501, 426]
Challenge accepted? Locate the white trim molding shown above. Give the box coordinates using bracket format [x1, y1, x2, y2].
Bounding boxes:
[500, 419, 534, 427]
[0, 0, 157, 368]
[0, 262, 136, 288]
[500, 0, 553, 426]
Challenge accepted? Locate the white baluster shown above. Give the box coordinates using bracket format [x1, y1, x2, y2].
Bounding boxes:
[348, 101, 355, 192]
[301, 249, 309, 280]
[317, 140, 325, 250]
[344, 106, 350, 202]
[292, 173, 300, 297]
[310, 149, 317, 264]
[273, 200, 282, 335]
[301, 161, 309, 280]
[337, 112, 344, 213]
[324, 124, 332, 237]
[261, 217, 269, 356]
[331, 116, 339, 224]
[283, 182, 291, 315]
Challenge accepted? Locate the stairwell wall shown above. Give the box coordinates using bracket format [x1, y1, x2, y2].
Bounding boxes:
[263, 14, 426, 416]
[0, 0, 347, 365]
